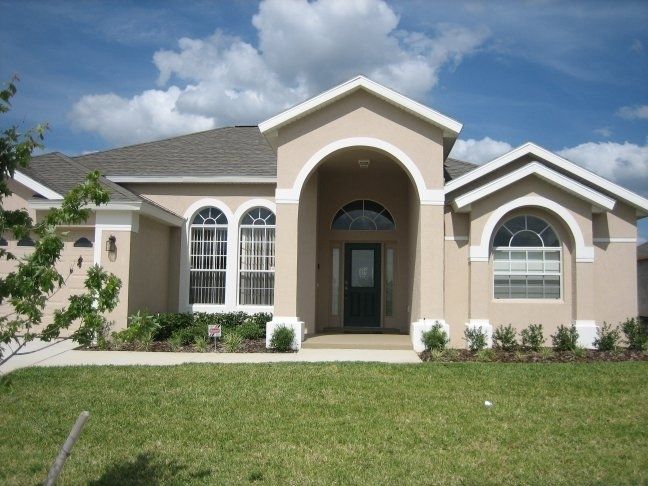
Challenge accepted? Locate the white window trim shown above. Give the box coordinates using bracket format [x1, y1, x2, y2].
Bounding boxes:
[234, 199, 276, 309]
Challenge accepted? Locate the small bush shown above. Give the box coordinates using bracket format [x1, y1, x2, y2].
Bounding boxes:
[444, 349, 460, 361]
[521, 324, 544, 351]
[170, 324, 205, 346]
[492, 324, 518, 351]
[154, 313, 193, 341]
[621, 317, 648, 351]
[237, 318, 265, 340]
[551, 324, 579, 352]
[112, 311, 159, 346]
[422, 322, 449, 351]
[222, 332, 243, 352]
[573, 346, 587, 358]
[168, 334, 184, 351]
[270, 325, 295, 352]
[428, 349, 444, 361]
[594, 322, 621, 352]
[464, 326, 488, 352]
[539, 347, 554, 360]
[194, 336, 208, 353]
[476, 349, 494, 362]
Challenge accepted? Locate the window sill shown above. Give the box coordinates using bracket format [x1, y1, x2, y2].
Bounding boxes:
[491, 299, 565, 304]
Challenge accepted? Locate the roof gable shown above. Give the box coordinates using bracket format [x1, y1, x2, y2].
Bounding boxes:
[444, 142, 648, 217]
[259, 76, 463, 145]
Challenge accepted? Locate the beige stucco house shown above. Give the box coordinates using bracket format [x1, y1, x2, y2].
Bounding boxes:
[3, 76, 647, 350]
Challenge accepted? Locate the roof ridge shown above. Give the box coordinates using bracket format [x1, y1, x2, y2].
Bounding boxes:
[73, 126, 257, 160]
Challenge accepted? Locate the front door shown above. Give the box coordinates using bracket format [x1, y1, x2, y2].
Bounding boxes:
[344, 243, 381, 327]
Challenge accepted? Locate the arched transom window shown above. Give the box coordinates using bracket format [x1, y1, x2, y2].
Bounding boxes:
[189, 207, 228, 304]
[493, 215, 561, 299]
[239, 207, 275, 306]
[331, 200, 395, 231]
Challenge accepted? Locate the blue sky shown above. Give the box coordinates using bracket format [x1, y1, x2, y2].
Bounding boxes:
[1, 0, 647, 239]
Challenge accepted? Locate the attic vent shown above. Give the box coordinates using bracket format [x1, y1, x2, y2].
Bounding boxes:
[358, 159, 371, 169]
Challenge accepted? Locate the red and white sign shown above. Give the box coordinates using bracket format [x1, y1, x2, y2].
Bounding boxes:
[207, 325, 222, 338]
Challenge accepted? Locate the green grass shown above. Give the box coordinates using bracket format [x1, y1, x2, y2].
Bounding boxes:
[1, 363, 647, 485]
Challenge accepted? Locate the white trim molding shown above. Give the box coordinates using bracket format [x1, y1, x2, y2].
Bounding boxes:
[276, 137, 444, 205]
[14, 171, 63, 199]
[452, 162, 615, 213]
[470, 195, 594, 263]
[444, 235, 469, 241]
[574, 320, 598, 349]
[107, 175, 277, 184]
[444, 142, 648, 217]
[259, 75, 462, 139]
[179, 198, 236, 313]
[593, 237, 637, 243]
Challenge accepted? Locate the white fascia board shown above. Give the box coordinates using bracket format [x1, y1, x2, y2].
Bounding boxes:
[107, 175, 277, 184]
[452, 162, 616, 212]
[27, 199, 184, 227]
[13, 171, 63, 199]
[445, 142, 648, 216]
[259, 75, 462, 137]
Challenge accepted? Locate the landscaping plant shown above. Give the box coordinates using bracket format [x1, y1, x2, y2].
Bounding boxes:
[222, 331, 243, 352]
[621, 317, 648, 351]
[463, 326, 488, 352]
[492, 324, 518, 351]
[270, 325, 295, 352]
[594, 322, 621, 352]
[551, 324, 579, 352]
[112, 311, 158, 347]
[521, 324, 544, 351]
[421, 322, 449, 351]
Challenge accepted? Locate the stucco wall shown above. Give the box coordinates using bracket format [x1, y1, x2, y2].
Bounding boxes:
[639, 258, 648, 318]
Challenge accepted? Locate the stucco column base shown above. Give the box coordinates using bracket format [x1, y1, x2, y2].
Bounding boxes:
[574, 320, 598, 349]
[465, 319, 493, 348]
[266, 317, 304, 350]
[410, 319, 449, 353]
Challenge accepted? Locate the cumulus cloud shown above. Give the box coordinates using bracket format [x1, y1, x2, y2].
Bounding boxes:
[557, 141, 648, 197]
[616, 104, 648, 120]
[594, 127, 612, 138]
[71, 0, 488, 145]
[449, 137, 512, 164]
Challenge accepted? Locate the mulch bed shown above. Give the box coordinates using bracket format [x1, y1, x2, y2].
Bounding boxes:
[83, 339, 286, 353]
[419, 349, 648, 363]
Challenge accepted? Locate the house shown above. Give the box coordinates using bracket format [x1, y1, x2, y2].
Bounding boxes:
[3, 76, 646, 350]
[638, 242, 648, 320]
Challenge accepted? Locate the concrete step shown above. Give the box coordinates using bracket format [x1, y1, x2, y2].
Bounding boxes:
[302, 333, 412, 350]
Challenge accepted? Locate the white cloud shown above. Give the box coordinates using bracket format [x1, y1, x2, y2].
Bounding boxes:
[616, 104, 648, 120]
[557, 141, 648, 197]
[71, 87, 215, 145]
[631, 39, 644, 53]
[71, 0, 488, 145]
[449, 137, 512, 164]
[594, 127, 612, 138]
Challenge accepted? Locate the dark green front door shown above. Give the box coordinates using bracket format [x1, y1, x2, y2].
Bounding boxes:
[344, 243, 381, 327]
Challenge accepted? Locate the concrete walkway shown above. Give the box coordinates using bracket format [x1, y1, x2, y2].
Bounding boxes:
[1, 339, 421, 374]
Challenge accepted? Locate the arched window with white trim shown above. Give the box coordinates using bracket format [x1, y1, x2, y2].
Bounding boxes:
[239, 207, 275, 306]
[189, 207, 228, 304]
[492, 215, 561, 299]
[331, 200, 395, 230]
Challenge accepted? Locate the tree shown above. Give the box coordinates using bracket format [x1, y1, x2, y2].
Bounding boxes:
[0, 77, 121, 365]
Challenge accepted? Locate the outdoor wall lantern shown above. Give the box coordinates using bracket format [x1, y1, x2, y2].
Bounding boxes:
[105, 235, 117, 261]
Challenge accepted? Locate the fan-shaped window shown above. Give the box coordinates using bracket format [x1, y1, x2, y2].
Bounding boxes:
[17, 236, 35, 247]
[239, 207, 275, 306]
[73, 237, 93, 248]
[189, 207, 228, 305]
[332, 200, 395, 231]
[493, 215, 561, 299]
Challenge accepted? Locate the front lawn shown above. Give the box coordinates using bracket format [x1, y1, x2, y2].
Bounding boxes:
[1, 363, 647, 484]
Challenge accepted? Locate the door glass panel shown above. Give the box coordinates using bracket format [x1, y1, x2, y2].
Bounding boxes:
[351, 250, 374, 287]
[385, 248, 394, 316]
[331, 248, 340, 316]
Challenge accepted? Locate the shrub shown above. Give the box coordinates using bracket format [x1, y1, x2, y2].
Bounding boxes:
[169, 334, 184, 351]
[222, 331, 244, 352]
[476, 349, 494, 362]
[551, 324, 579, 352]
[154, 313, 193, 341]
[194, 336, 208, 353]
[444, 349, 460, 361]
[492, 324, 518, 351]
[539, 347, 554, 360]
[428, 350, 444, 361]
[237, 318, 266, 340]
[521, 324, 544, 352]
[573, 346, 587, 358]
[594, 322, 621, 352]
[421, 322, 449, 351]
[464, 326, 488, 352]
[621, 317, 648, 351]
[270, 325, 295, 352]
[169, 324, 206, 346]
[112, 311, 159, 345]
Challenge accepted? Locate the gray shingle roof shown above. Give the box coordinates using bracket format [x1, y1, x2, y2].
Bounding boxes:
[638, 242, 648, 260]
[74, 126, 277, 177]
[21, 152, 140, 202]
[444, 157, 478, 182]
